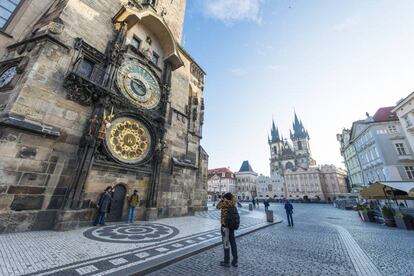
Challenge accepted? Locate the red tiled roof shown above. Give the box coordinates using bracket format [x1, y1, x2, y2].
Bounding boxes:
[208, 167, 235, 179]
[208, 167, 233, 174]
[373, 106, 398, 122]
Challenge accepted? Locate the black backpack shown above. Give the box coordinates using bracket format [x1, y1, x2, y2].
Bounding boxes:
[225, 207, 240, 230]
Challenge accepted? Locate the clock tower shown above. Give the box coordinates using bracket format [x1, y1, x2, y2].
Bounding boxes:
[0, 0, 207, 233]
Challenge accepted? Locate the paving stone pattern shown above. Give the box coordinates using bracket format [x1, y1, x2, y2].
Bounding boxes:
[152, 204, 414, 276]
[0, 207, 270, 276]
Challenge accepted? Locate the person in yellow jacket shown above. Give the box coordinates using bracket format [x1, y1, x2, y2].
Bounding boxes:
[216, 193, 238, 268]
[127, 190, 139, 223]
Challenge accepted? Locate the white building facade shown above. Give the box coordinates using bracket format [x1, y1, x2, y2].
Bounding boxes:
[284, 165, 348, 202]
[207, 168, 236, 201]
[393, 92, 414, 154]
[235, 161, 258, 201]
[338, 107, 414, 186]
[256, 173, 285, 199]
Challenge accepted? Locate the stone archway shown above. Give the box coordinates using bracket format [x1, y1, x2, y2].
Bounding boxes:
[107, 184, 127, 222]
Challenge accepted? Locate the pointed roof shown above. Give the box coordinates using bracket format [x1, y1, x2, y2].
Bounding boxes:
[291, 112, 310, 140]
[270, 119, 281, 143]
[239, 160, 254, 172]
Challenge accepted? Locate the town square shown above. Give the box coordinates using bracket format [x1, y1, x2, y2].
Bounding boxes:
[0, 0, 413, 275]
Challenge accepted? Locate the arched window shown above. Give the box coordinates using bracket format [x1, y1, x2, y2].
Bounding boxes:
[0, 0, 22, 30]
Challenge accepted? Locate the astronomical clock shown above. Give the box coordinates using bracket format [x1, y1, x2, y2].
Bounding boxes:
[116, 61, 161, 110]
[98, 60, 161, 166]
[104, 117, 153, 164]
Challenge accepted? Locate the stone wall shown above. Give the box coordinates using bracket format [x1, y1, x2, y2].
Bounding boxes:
[156, 0, 186, 42]
[0, 0, 207, 233]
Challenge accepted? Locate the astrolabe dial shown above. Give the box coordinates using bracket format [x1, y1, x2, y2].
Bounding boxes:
[116, 61, 161, 109]
[105, 117, 152, 164]
[0, 66, 17, 88]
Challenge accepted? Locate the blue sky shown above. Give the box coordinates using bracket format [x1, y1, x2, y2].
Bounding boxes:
[182, 0, 414, 175]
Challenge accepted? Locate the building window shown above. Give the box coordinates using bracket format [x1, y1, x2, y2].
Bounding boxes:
[405, 166, 414, 179]
[152, 51, 159, 65]
[387, 125, 398, 134]
[404, 116, 413, 127]
[77, 59, 94, 79]
[395, 143, 407, 156]
[0, 0, 21, 29]
[131, 36, 141, 50]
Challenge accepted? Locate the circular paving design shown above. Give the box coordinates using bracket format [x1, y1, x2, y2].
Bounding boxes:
[83, 223, 179, 243]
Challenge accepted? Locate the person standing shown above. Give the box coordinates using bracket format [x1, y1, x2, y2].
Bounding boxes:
[94, 186, 113, 226]
[127, 189, 140, 223]
[252, 198, 256, 208]
[216, 193, 239, 268]
[264, 197, 270, 212]
[284, 199, 294, 227]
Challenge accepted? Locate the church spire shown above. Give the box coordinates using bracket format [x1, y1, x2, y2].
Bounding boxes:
[270, 119, 281, 143]
[291, 112, 310, 140]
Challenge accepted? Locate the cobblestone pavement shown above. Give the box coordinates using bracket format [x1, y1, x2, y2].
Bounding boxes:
[151, 204, 414, 276]
[0, 206, 273, 276]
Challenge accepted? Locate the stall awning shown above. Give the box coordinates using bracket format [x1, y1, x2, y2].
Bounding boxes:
[360, 181, 414, 200]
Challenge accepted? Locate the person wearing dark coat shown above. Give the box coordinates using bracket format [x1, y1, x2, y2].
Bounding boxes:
[94, 186, 113, 226]
[216, 193, 238, 268]
[251, 198, 256, 208]
[264, 197, 270, 211]
[284, 199, 294, 226]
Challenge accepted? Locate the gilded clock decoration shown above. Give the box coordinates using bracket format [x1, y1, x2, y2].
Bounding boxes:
[116, 61, 161, 109]
[105, 117, 152, 164]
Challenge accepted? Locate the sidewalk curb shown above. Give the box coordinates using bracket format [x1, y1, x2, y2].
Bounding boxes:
[124, 218, 283, 276]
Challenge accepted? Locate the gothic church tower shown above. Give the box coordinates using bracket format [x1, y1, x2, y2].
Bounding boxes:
[290, 113, 315, 169]
[268, 113, 316, 176]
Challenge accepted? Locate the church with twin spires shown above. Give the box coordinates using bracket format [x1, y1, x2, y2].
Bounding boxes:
[268, 113, 316, 176]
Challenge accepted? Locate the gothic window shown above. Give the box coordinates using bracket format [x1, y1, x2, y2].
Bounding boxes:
[298, 141, 303, 150]
[0, 0, 21, 30]
[151, 51, 160, 66]
[131, 35, 141, 50]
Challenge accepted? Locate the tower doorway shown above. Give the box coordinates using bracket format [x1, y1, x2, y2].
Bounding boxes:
[107, 184, 126, 222]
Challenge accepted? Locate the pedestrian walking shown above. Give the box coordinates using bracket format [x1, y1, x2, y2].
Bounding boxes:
[94, 186, 113, 226]
[252, 198, 256, 208]
[264, 197, 270, 211]
[216, 192, 239, 268]
[127, 189, 140, 223]
[256, 198, 260, 207]
[284, 199, 294, 227]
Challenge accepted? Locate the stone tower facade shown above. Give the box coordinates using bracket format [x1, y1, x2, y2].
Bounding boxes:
[0, 0, 207, 233]
[269, 114, 315, 176]
[155, 0, 186, 42]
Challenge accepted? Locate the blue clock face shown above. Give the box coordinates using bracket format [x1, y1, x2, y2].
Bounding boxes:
[116, 61, 161, 109]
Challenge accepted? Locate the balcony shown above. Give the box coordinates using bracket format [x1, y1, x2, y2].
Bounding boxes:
[63, 59, 112, 106]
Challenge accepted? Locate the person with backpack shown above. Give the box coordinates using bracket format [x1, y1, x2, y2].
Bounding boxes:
[216, 192, 239, 268]
[127, 189, 140, 223]
[284, 199, 294, 227]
